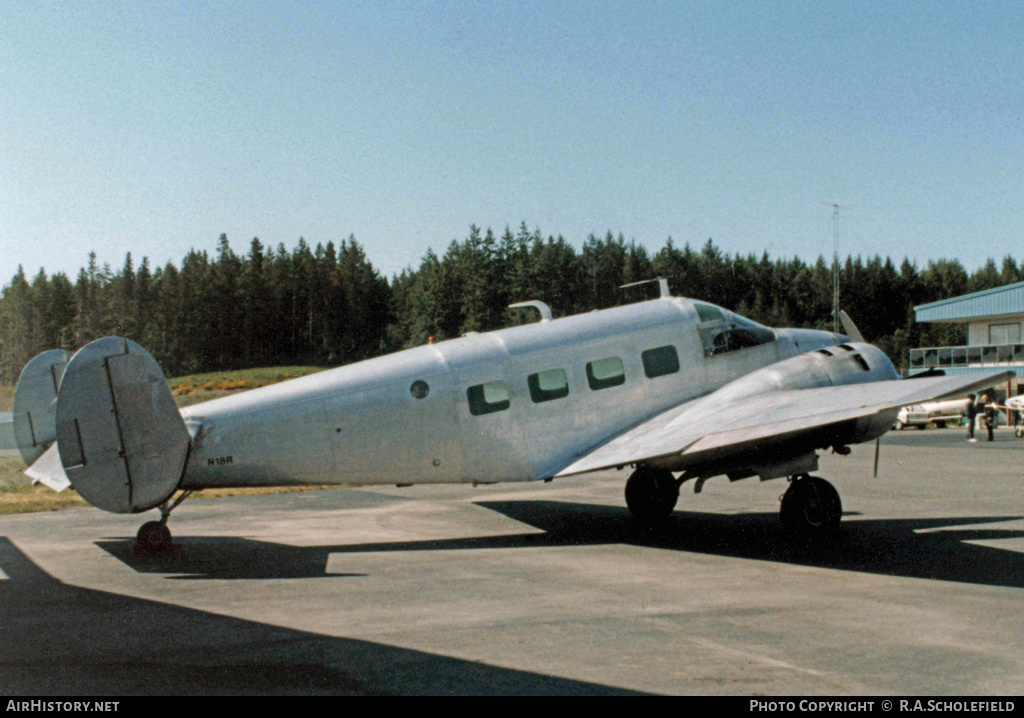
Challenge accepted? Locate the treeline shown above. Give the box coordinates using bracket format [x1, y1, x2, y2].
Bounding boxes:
[2, 223, 1023, 382]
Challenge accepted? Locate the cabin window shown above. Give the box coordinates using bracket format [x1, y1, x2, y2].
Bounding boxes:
[410, 380, 429, 399]
[641, 345, 679, 378]
[586, 356, 625, 390]
[528, 368, 569, 403]
[467, 381, 511, 416]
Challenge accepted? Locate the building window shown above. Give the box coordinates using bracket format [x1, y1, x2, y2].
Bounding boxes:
[641, 345, 680, 378]
[990, 323, 1021, 345]
[586, 357, 626, 390]
[527, 368, 569, 403]
[467, 381, 511, 416]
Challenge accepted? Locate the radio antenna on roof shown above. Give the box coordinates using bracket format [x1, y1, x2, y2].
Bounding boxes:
[820, 203, 849, 333]
[620, 278, 671, 299]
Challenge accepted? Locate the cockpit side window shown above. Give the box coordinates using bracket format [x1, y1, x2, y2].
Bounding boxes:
[694, 303, 724, 323]
[696, 307, 775, 357]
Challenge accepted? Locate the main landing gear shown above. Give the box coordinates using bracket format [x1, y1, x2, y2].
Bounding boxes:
[134, 490, 194, 554]
[624, 466, 843, 540]
[779, 475, 842, 539]
[624, 466, 680, 521]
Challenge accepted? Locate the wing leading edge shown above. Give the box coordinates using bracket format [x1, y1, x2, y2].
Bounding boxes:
[555, 370, 1013, 479]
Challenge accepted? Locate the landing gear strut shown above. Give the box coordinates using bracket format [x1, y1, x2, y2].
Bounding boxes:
[625, 466, 679, 521]
[134, 490, 194, 553]
[779, 475, 841, 539]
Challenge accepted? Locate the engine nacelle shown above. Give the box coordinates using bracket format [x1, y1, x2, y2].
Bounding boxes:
[713, 342, 899, 404]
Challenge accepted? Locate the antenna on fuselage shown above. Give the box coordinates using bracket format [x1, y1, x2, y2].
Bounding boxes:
[620, 277, 671, 299]
[508, 300, 553, 322]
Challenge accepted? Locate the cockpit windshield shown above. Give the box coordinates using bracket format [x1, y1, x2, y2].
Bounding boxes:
[692, 303, 776, 357]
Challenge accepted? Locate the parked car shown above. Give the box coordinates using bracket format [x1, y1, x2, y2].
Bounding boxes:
[894, 398, 970, 430]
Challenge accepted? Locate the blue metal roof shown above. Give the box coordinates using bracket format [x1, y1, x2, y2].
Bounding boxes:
[915, 281, 1024, 323]
[907, 366, 1020, 379]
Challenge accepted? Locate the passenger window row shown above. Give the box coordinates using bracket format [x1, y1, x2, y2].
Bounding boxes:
[466, 344, 679, 416]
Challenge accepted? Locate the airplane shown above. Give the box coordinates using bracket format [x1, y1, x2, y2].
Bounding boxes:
[1003, 395, 1024, 437]
[8, 279, 1013, 552]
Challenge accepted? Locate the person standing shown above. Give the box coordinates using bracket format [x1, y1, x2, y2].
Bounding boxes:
[966, 393, 978, 442]
[983, 393, 998, 441]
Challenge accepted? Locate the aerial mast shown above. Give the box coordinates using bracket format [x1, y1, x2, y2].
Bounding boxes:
[820, 202, 847, 334]
[832, 204, 840, 334]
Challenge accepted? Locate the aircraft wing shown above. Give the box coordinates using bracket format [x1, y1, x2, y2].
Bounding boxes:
[555, 370, 1013, 478]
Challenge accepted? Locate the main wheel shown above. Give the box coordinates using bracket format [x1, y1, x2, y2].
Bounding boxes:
[136, 521, 172, 554]
[625, 466, 679, 521]
[780, 476, 842, 539]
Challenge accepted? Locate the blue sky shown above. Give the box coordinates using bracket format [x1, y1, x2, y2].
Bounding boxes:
[2, 1, 1022, 286]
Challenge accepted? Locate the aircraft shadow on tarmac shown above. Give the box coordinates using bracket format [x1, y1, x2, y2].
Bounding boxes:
[0, 536, 646, 696]
[97, 501, 1024, 589]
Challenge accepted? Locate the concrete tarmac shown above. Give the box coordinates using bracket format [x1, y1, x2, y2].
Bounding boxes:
[2, 428, 1023, 695]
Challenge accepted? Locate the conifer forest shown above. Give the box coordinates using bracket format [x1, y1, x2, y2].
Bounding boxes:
[3, 223, 1022, 384]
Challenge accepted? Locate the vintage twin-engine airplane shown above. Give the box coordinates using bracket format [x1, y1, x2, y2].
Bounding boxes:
[1003, 395, 1024, 438]
[10, 280, 1011, 551]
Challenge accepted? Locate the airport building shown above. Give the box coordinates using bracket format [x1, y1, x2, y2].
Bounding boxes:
[910, 280, 1024, 395]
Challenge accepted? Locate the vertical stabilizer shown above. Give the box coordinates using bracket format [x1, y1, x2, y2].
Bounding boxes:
[12, 349, 71, 465]
[55, 337, 191, 513]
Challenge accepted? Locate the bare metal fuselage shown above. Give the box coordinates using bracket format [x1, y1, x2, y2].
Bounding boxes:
[180, 297, 853, 490]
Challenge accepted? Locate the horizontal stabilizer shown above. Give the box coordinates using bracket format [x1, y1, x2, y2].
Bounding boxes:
[25, 444, 71, 492]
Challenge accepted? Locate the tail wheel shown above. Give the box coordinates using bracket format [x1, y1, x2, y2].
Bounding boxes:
[780, 476, 842, 539]
[625, 466, 679, 521]
[136, 521, 172, 554]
